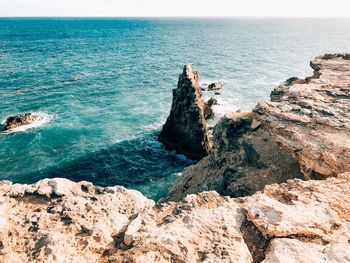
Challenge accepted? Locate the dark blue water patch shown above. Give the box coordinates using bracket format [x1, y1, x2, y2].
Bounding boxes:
[14, 132, 195, 201]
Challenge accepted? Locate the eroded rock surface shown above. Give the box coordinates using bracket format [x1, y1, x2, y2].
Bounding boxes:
[258, 54, 350, 179]
[0, 178, 154, 262]
[158, 64, 211, 160]
[0, 174, 349, 262]
[3, 113, 37, 131]
[204, 97, 217, 119]
[167, 54, 350, 201]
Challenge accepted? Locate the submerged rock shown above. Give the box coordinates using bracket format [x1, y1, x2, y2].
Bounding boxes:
[3, 113, 37, 131]
[208, 82, 224, 91]
[167, 54, 350, 201]
[158, 64, 211, 160]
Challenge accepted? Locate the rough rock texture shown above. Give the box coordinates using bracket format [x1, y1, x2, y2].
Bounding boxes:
[247, 173, 350, 263]
[204, 97, 217, 119]
[208, 82, 224, 91]
[3, 113, 37, 130]
[0, 178, 154, 263]
[284, 77, 307, 86]
[167, 54, 350, 201]
[1, 174, 349, 262]
[158, 64, 211, 160]
[258, 54, 350, 179]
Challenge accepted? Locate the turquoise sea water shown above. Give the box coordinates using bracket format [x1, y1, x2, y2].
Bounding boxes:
[1, 18, 350, 200]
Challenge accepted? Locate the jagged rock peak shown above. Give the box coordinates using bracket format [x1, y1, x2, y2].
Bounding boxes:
[158, 64, 211, 160]
[182, 64, 196, 78]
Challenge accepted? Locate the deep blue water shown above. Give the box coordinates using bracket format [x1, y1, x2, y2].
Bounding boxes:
[1, 18, 350, 200]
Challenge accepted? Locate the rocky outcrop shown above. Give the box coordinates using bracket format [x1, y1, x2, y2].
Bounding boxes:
[158, 64, 211, 160]
[208, 82, 224, 91]
[167, 54, 350, 201]
[0, 178, 154, 263]
[203, 97, 217, 119]
[284, 77, 307, 86]
[3, 113, 37, 130]
[0, 174, 349, 262]
[245, 173, 350, 263]
[257, 54, 350, 178]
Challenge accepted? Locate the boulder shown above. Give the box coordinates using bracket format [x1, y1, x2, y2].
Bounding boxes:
[158, 64, 211, 160]
[204, 97, 217, 119]
[208, 82, 223, 91]
[3, 113, 37, 131]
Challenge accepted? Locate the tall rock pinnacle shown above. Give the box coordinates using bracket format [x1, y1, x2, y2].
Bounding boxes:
[158, 64, 211, 160]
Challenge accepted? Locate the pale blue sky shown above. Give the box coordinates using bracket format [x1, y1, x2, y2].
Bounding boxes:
[0, 0, 350, 17]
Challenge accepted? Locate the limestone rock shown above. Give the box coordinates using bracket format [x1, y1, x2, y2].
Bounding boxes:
[3, 113, 37, 131]
[166, 110, 303, 202]
[166, 54, 350, 201]
[257, 54, 350, 179]
[158, 64, 211, 160]
[1, 174, 349, 262]
[245, 173, 350, 263]
[0, 178, 154, 263]
[0, 178, 252, 263]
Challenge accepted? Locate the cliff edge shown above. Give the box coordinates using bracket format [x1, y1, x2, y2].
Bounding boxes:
[1, 175, 349, 262]
[167, 54, 350, 201]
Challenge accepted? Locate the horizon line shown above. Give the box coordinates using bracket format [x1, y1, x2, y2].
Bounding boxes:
[1, 15, 350, 19]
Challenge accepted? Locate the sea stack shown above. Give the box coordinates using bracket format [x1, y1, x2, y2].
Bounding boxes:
[158, 64, 211, 160]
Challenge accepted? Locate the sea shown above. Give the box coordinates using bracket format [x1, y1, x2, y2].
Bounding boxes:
[1, 17, 349, 200]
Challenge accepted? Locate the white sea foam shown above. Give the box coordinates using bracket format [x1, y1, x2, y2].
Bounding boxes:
[1, 112, 55, 134]
[144, 116, 167, 132]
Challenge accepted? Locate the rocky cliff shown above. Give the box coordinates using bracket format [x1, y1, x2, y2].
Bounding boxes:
[167, 54, 350, 201]
[1, 175, 349, 262]
[1, 54, 349, 263]
[158, 64, 211, 160]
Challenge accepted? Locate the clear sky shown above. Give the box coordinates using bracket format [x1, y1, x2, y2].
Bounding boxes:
[1, 0, 350, 17]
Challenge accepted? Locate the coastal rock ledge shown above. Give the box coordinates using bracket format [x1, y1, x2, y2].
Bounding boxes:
[167, 54, 350, 201]
[0, 175, 349, 262]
